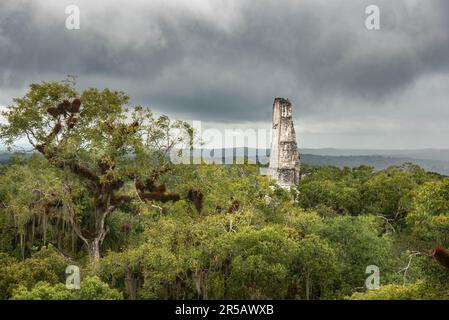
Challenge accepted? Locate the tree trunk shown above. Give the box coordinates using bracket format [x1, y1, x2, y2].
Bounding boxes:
[125, 272, 139, 300]
[65, 197, 113, 266]
[305, 272, 311, 300]
[62, 181, 115, 266]
[87, 238, 101, 264]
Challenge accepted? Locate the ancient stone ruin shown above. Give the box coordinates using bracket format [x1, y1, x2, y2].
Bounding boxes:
[267, 97, 301, 187]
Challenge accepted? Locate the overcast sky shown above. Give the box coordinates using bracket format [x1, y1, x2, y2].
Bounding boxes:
[1, 0, 449, 149]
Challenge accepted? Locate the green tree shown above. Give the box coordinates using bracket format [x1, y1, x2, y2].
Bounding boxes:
[297, 166, 363, 215]
[10, 276, 122, 300]
[407, 178, 449, 244]
[347, 282, 422, 300]
[0, 247, 67, 299]
[11, 282, 73, 300]
[225, 226, 298, 299]
[320, 215, 392, 296]
[361, 166, 417, 227]
[0, 79, 192, 264]
[292, 234, 337, 300]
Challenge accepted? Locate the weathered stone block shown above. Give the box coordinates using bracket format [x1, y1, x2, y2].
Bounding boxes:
[268, 98, 300, 187]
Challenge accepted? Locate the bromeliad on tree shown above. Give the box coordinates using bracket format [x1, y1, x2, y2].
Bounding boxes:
[0, 78, 193, 264]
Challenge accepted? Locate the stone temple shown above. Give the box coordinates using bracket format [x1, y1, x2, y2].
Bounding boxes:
[267, 98, 301, 187]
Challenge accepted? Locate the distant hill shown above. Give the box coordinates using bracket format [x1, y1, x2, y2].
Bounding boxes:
[1, 148, 449, 175]
[196, 148, 449, 176]
[301, 148, 449, 162]
[0, 152, 13, 164]
[301, 154, 449, 175]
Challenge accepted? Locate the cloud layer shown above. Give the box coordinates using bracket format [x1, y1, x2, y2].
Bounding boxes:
[1, 0, 449, 148]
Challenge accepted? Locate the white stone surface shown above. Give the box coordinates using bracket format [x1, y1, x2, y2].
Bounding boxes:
[268, 98, 300, 186]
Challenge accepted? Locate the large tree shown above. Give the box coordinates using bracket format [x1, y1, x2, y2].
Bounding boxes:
[0, 79, 193, 264]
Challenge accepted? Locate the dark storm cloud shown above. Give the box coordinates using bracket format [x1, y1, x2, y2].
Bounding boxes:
[1, 0, 449, 128]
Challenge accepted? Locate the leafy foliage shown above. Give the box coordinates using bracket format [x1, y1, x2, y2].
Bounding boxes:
[0, 80, 448, 300]
[11, 276, 122, 300]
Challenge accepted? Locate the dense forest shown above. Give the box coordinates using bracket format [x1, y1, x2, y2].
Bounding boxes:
[1, 80, 449, 300]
